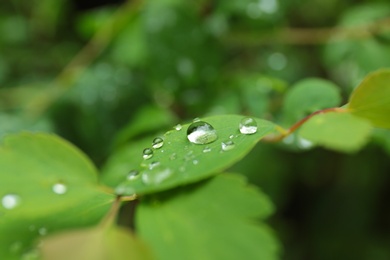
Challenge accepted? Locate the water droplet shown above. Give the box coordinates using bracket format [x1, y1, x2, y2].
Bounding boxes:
[152, 137, 164, 149]
[229, 134, 234, 139]
[298, 137, 314, 149]
[142, 166, 173, 185]
[142, 148, 153, 159]
[239, 117, 258, 134]
[221, 140, 235, 151]
[127, 170, 139, 180]
[193, 159, 199, 165]
[38, 227, 47, 236]
[2, 194, 20, 210]
[193, 117, 200, 122]
[203, 146, 211, 153]
[187, 121, 218, 144]
[149, 161, 161, 170]
[52, 183, 67, 195]
[115, 184, 136, 196]
[174, 124, 182, 131]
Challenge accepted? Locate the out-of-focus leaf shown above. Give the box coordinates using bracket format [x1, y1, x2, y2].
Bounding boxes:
[41, 224, 152, 260]
[113, 115, 275, 195]
[137, 174, 279, 260]
[283, 78, 341, 124]
[0, 133, 114, 259]
[348, 69, 390, 128]
[113, 105, 176, 148]
[300, 112, 372, 152]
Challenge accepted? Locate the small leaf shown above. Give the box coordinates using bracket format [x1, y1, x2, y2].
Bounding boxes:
[348, 69, 390, 128]
[113, 115, 275, 195]
[136, 174, 279, 260]
[283, 78, 342, 124]
[41, 225, 152, 260]
[0, 133, 114, 258]
[300, 112, 372, 152]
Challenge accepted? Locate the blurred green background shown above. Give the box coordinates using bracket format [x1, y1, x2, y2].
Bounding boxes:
[1, 0, 390, 259]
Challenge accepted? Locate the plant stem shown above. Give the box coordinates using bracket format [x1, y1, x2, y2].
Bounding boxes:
[263, 107, 348, 142]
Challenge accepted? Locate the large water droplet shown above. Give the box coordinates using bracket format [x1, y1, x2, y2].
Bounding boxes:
[221, 140, 235, 151]
[2, 194, 20, 210]
[174, 124, 182, 131]
[152, 137, 164, 149]
[142, 166, 173, 185]
[239, 117, 258, 134]
[143, 148, 153, 159]
[52, 183, 67, 195]
[187, 121, 218, 144]
[127, 170, 139, 180]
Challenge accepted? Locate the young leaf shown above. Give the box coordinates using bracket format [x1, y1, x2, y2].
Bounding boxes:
[41, 225, 152, 260]
[348, 69, 390, 128]
[283, 78, 342, 124]
[299, 112, 372, 152]
[136, 174, 279, 260]
[0, 133, 114, 258]
[113, 115, 275, 195]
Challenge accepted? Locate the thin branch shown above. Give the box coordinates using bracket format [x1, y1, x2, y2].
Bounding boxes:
[226, 17, 390, 46]
[263, 107, 349, 142]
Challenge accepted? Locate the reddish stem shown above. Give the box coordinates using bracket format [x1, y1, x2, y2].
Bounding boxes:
[263, 107, 348, 142]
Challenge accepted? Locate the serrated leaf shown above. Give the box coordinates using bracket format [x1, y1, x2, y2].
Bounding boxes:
[112, 115, 275, 195]
[136, 174, 279, 260]
[41, 224, 152, 260]
[300, 112, 372, 152]
[0, 133, 114, 259]
[283, 78, 342, 124]
[348, 69, 390, 128]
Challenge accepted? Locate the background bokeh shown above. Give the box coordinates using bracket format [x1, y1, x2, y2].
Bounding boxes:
[1, 0, 390, 259]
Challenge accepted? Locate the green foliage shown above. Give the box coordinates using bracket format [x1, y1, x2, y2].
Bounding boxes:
[348, 69, 390, 128]
[1, 0, 390, 259]
[137, 174, 278, 260]
[300, 113, 372, 152]
[0, 133, 114, 259]
[283, 78, 342, 124]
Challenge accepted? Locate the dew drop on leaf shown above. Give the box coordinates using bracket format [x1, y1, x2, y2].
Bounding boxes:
[221, 140, 235, 151]
[174, 124, 182, 131]
[149, 161, 161, 170]
[127, 170, 139, 180]
[115, 184, 136, 196]
[152, 137, 164, 149]
[186, 121, 218, 144]
[203, 146, 211, 153]
[1, 194, 20, 210]
[239, 117, 258, 134]
[52, 183, 67, 195]
[142, 148, 153, 159]
[142, 166, 173, 185]
[193, 159, 199, 165]
[193, 117, 201, 122]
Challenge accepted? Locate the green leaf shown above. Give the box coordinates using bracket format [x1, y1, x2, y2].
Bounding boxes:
[0, 133, 114, 259]
[283, 78, 342, 124]
[41, 224, 152, 260]
[348, 69, 390, 128]
[300, 112, 372, 152]
[112, 115, 275, 195]
[136, 174, 279, 260]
